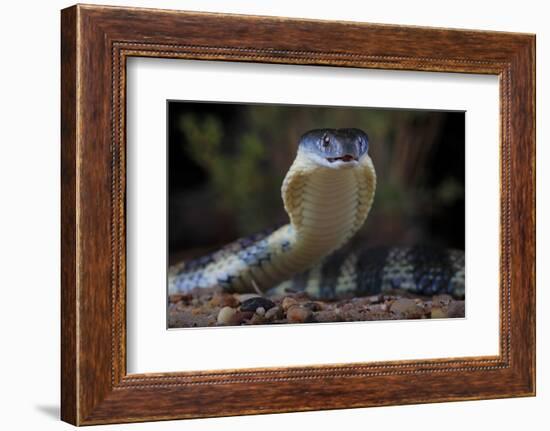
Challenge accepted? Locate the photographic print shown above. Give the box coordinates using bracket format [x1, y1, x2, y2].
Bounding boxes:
[61, 6, 535, 423]
[167, 102, 465, 328]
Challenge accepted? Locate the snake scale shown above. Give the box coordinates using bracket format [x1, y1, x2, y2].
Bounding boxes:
[169, 128, 465, 300]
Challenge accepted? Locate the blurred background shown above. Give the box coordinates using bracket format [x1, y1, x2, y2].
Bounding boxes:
[168, 101, 465, 264]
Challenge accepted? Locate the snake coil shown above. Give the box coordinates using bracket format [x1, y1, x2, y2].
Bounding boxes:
[169, 128, 465, 300]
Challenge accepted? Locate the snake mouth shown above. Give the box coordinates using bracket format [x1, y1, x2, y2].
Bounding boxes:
[326, 154, 358, 163]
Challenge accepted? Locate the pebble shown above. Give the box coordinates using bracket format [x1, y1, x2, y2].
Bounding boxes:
[432, 294, 453, 306]
[169, 309, 215, 328]
[210, 292, 239, 308]
[265, 305, 283, 320]
[390, 298, 420, 315]
[217, 306, 237, 325]
[303, 301, 323, 311]
[447, 301, 465, 318]
[249, 313, 266, 325]
[315, 310, 341, 323]
[235, 311, 254, 324]
[281, 297, 298, 311]
[366, 294, 384, 304]
[432, 301, 465, 319]
[255, 307, 266, 316]
[169, 294, 184, 304]
[240, 297, 276, 312]
[431, 306, 446, 319]
[286, 305, 313, 323]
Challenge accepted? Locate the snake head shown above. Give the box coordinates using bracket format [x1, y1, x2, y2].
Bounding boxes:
[298, 128, 369, 168]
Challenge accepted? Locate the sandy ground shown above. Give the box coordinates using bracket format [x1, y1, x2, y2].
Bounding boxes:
[168, 287, 465, 328]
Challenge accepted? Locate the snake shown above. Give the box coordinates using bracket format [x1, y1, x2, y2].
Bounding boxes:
[168, 128, 465, 300]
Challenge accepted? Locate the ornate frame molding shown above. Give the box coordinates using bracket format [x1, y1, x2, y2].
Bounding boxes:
[61, 5, 534, 425]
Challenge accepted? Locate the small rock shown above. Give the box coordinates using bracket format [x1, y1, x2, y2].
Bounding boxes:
[255, 306, 266, 316]
[432, 294, 453, 307]
[390, 298, 420, 315]
[286, 305, 313, 323]
[431, 299, 465, 319]
[446, 301, 465, 318]
[235, 311, 254, 324]
[169, 309, 215, 328]
[366, 294, 384, 304]
[431, 306, 447, 319]
[281, 297, 298, 311]
[340, 302, 354, 312]
[240, 297, 276, 312]
[303, 301, 323, 311]
[210, 292, 239, 308]
[249, 313, 266, 325]
[265, 305, 283, 320]
[217, 306, 237, 325]
[169, 294, 184, 304]
[315, 310, 342, 323]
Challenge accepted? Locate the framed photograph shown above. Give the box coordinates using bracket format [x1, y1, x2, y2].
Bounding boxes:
[61, 4, 535, 425]
[165, 101, 467, 330]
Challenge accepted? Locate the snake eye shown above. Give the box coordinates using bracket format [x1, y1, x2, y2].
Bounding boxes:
[321, 134, 330, 148]
[358, 136, 368, 154]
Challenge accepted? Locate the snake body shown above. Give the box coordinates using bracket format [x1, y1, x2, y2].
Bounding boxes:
[169, 128, 465, 299]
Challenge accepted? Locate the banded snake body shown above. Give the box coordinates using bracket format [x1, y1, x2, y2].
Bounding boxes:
[169, 128, 465, 300]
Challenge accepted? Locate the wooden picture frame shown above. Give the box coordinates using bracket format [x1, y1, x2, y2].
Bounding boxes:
[61, 4, 535, 425]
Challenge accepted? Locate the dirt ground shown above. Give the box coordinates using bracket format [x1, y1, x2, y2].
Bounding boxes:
[168, 287, 465, 328]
